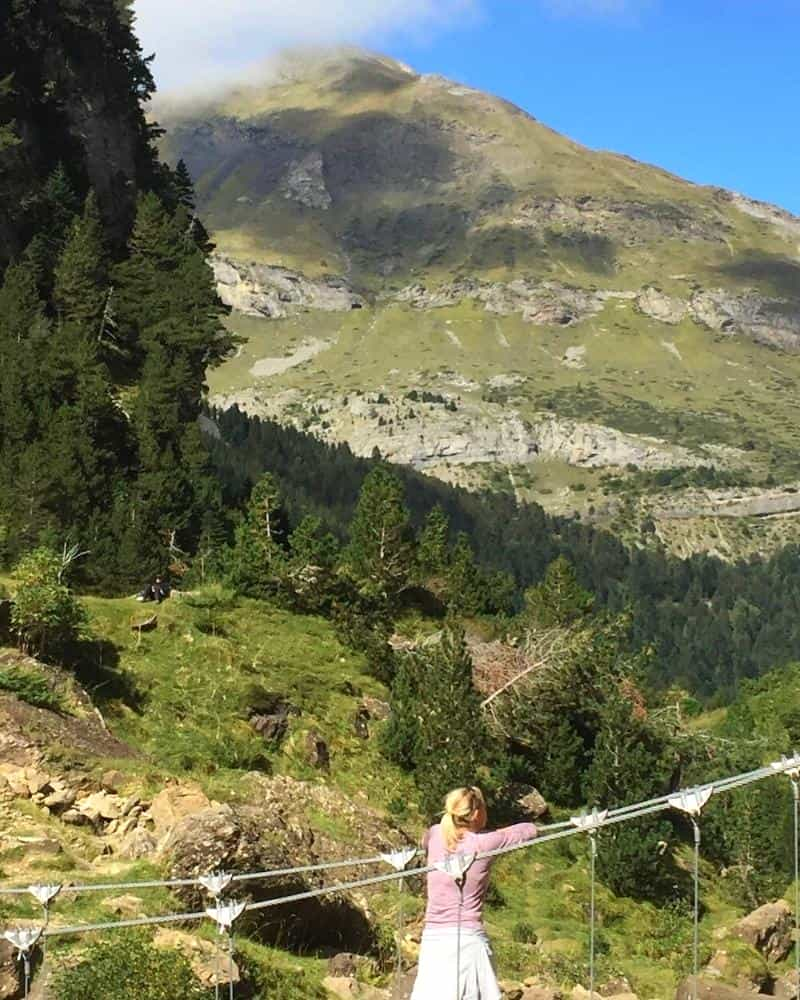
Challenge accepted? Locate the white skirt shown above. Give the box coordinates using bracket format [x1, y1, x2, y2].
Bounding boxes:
[410, 927, 502, 1000]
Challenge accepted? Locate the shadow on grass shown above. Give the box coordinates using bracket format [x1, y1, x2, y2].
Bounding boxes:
[62, 636, 145, 713]
[720, 251, 800, 300]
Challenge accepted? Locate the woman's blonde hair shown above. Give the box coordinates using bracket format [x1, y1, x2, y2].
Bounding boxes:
[440, 786, 486, 852]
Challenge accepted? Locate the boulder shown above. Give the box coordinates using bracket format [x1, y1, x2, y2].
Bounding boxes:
[101, 769, 126, 793]
[328, 954, 360, 977]
[75, 790, 124, 823]
[147, 785, 211, 838]
[571, 989, 601, 1000]
[322, 976, 389, 999]
[361, 697, 390, 722]
[637, 286, 688, 324]
[0, 940, 21, 1000]
[522, 988, 562, 1000]
[731, 900, 794, 962]
[389, 969, 417, 1000]
[675, 976, 774, 999]
[499, 982, 524, 999]
[515, 786, 549, 821]
[154, 928, 239, 989]
[773, 970, 800, 999]
[42, 787, 76, 812]
[113, 826, 157, 859]
[305, 732, 331, 771]
[704, 943, 769, 991]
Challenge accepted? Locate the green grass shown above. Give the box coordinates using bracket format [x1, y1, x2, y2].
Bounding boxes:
[2, 589, 797, 997]
[0, 662, 65, 711]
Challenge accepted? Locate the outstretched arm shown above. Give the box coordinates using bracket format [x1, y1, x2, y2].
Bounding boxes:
[477, 822, 538, 854]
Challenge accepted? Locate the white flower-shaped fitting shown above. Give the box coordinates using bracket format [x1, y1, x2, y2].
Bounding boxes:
[205, 902, 247, 932]
[27, 884, 62, 907]
[380, 848, 418, 872]
[434, 853, 477, 882]
[771, 754, 800, 780]
[668, 787, 714, 816]
[199, 873, 234, 898]
[569, 808, 609, 832]
[3, 928, 43, 955]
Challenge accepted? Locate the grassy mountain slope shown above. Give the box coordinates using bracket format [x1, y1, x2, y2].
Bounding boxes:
[1, 587, 799, 997]
[158, 51, 800, 555]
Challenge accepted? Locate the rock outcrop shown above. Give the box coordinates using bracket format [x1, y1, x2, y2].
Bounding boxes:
[675, 977, 773, 1000]
[282, 150, 332, 210]
[396, 279, 605, 327]
[212, 256, 365, 319]
[730, 899, 794, 963]
[0, 940, 21, 1000]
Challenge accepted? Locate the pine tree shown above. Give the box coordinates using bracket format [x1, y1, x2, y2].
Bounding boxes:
[413, 622, 488, 817]
[228, 473, 287, 597]
[172, 159, 195, 210]
[0, 74, 19, 154]
[583, 694, 675, 900]
[522, 556, 594, 629]
[53, 192, 108, 332]
[382, 653, 422, 771]
[24, 165, 81, 292]
[346, 466, 412, 602]
[416, 505, 450, 579]
[446, 533, 486, 615]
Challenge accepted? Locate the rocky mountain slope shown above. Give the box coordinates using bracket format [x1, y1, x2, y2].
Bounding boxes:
[2, 590, 800, 999]
[158, 50, 800, 552]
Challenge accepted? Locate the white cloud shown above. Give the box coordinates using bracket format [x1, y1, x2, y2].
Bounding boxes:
[133, 0, 475, 93]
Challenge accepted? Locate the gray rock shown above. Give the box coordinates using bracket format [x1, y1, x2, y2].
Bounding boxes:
[282, 150, 332, 210]
[690, 289, 800, 352]
[0, 940, 21, 1000]
[731, 899, 794, 962]
[675, 976, 773, 1000]
[306, 732, 331, 771]
[637, 286, 688, 324]
[212, 256, 364, 319]
[515, 787, 549, 820]
[328, 953, 360, 977]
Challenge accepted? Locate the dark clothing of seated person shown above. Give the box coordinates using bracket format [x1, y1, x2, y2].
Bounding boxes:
[137, 577, 171, 603]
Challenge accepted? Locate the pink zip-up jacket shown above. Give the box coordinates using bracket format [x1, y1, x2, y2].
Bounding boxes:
[421, 821, 538, 930]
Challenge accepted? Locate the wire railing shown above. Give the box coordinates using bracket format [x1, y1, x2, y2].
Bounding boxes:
[2, 753, 799, 999]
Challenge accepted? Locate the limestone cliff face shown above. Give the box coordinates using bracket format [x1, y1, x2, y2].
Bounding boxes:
[212, 256, 365, 318]
[209, 385, 745, 476]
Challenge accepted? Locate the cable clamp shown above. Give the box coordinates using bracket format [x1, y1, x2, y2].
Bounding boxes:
[570, 808, 609, 832]
[380, 849, 418, 872]
[668, 787, 713, 817]
[199, 873, 234, 898]
[434, 853, 476, 884]
[3, 927, 43, 956]
[27, 884, 62, 908]
[205, 902, 247, 933]
[771, 754, 800, 781]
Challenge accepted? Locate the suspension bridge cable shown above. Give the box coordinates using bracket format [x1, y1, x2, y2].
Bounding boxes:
[13, 758, 794, 944]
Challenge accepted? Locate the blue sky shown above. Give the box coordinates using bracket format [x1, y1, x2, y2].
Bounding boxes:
[383, 1, 800, 213]
[136, 0, 800, 213]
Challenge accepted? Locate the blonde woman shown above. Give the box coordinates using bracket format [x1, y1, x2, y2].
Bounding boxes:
[411, 786, 538, 1000]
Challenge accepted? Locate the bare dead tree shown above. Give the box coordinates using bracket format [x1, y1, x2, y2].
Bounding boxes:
[58, 541, 90, 584]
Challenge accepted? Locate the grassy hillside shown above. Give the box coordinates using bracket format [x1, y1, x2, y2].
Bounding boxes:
[159, 50, 800, 546]
[1, 589, 799, 997]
